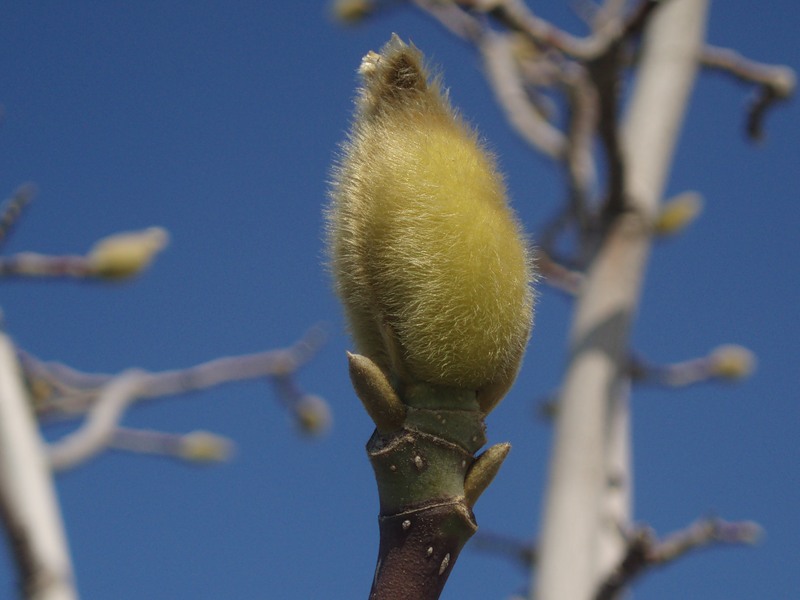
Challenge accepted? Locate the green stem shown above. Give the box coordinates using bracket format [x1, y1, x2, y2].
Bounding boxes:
[350, 359, 510, 600]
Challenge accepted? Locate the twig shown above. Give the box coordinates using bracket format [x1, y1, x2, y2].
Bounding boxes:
[480, 31, 568, 159]
[531, 248, 584, 296]
[47, 371, 146, 471]
[700, 45, 795, 141]
[0, 184, 36, 251]
[589, 43, 627, 220]
[21, 326, 327, 417]
[411, 0, 484, 43]
[23, 328, 328, 471]
[109, 427, 234, 464]
[471, 0, 662, 60]
[594, 518, 762, 600]
[0, 253, 95, 279]
[472, 531, 536, 570]
[700, 45, 794, 89]
[630, 344, 756, 387]
[562, 66, 598, 232]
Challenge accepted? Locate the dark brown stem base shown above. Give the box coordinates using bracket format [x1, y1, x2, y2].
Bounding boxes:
[369, 500, 476, 600]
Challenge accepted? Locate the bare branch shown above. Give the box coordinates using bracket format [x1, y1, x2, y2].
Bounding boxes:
[594, 518, 763, 600]
[700, 45, 795, 141]
[47, 371, 145, 471]
[411, 0, 485, 43]
[630, 344, 756, 387]
[467, 0, 661, 60]
[588, 45, 626, 219]
[0, 184, 36, 251]
[532, 248, 584, 296]
[22, 326, 327, 417]
[562, 66, 599, 232]
[0, 226, 169, 281]
[23, 328, 328, 471]
[472, 530, 536, 570]
[0, 252, 95, 279]
[481, 31, 568, 159]
[109, 427, 235, 464]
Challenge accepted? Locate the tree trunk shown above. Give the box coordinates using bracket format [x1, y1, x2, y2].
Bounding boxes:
[533, 1, 710, 599]
[0, 332, 77, 600]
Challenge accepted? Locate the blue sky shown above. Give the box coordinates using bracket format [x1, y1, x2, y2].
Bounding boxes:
[0, 2, 798, 599]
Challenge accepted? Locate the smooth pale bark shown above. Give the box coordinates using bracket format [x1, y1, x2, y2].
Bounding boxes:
[0, 332, 77, 600]
[533, 2, 710, 599]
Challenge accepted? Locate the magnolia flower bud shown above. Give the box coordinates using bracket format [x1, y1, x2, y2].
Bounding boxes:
[332, 0, 374, 23]
[87, 226, 169, 279]
[327, 35, 534, 412]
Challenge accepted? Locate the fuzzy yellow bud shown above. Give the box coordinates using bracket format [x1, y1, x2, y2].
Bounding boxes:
[709, 345, 756, 380]
[293, 394, 333, 436]
[178, 431, 233, 463]
[327, 35, 534, 412]
[87, 226, 169, 279]
[653, 192, 703, 236]
[332, 0, 374, 23]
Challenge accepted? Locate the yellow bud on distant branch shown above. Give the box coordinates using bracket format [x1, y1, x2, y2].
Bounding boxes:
[709, 344, 756, 380]
[178, 431, 233, 463]
[294, 394, 333, 436]
[87, 226, 169, 279]
[332, 0, 374, 23]
[653, 192, 703, 236]
[327, 35, 535, 412]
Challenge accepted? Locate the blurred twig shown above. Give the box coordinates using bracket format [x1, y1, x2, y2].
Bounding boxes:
[20, 327, 330, 471]
[595, 518, 763, 600]
[0, 185, 36, 252]
[700, 45, 795, 141]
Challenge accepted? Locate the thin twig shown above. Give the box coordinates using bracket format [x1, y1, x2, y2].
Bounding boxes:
[481, 31, 568, 159]
[469, 0, 662, 60]
[594, 518, 762, 600]
[472, 530, 536, 570]
[531, 248, 584, 296]
[0, 184, 36, 251]
[562, 66, 598, 233]
[700, 45, 795, 141]
[412, 0, 484, 43]
[21, 326, 327, 417]
[589, 43, 627, 220]
[47, 371, 146, 471]
[22, 328, 328, 470]
[0, 252, 95, 279]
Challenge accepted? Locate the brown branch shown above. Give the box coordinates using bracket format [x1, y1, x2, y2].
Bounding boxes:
[700, 45, 795, 141]
[589, 43, 627, 220]
[563, 66, 599, 233]
[594, 518, 763, 600]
